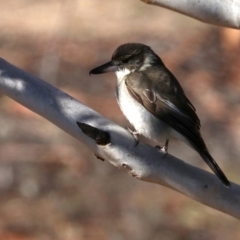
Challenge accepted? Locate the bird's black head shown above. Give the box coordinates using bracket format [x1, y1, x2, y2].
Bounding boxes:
[90, 43, 162, 75]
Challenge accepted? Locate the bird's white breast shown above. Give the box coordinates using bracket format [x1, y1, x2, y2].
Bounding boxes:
[115, 69, 171, 143]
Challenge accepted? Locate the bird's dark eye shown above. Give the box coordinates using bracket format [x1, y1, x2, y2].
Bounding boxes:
[122, 58, 130, 63]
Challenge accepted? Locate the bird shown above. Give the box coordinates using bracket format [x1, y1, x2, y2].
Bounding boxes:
[89, 43, 230, 187]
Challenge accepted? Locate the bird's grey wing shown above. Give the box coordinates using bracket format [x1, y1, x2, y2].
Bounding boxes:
[125, 71, 230, 187]
[125, 71, 205, 151]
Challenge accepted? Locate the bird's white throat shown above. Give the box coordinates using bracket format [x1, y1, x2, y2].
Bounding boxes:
[115, 68, 131, 82]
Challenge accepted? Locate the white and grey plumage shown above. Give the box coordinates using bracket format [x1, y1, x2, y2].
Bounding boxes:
[90, 43, 230, 187]
[115, 68, 186, 145]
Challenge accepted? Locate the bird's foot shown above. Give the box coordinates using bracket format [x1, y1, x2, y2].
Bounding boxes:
[155, 139, 169, 158]
[126, 126, 139, 146]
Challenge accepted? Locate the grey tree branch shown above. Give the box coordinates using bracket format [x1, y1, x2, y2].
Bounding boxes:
[141, 0, 240, 29]
[0, 58, 239, 219]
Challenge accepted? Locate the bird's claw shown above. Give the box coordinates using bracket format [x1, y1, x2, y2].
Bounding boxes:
[126, 126, 139, 146]
[155, 139, 169, 158]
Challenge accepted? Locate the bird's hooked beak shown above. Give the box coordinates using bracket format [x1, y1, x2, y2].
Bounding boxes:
[89, 61, 118, 75]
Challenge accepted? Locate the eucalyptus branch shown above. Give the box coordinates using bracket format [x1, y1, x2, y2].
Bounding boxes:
[141, 0, 240, 29]
[0, 58, 239, 219]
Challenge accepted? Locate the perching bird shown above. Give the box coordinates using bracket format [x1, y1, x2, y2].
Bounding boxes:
[89, 43, 230, 187]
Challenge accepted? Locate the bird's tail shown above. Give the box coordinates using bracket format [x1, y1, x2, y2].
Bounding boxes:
[199, 150, 230, 187]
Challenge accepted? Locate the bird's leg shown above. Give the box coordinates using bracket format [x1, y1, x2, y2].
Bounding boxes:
[126, 126, 139, 146]
[161, 139, 169, 154]
[155, 139, 169, 157]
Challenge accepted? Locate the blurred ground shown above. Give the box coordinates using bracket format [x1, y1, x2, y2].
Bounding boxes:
[0, 0, 240, 239]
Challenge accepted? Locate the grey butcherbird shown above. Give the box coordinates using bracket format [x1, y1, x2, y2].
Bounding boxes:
[89, 43, 230, 187]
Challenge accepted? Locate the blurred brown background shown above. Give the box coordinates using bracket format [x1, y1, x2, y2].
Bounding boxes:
[0, 1, 240, 239]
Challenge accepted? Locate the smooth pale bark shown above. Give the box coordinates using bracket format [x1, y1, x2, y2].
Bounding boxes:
[0, 58, 239, 219]
[141, 0, 240, 29]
